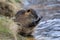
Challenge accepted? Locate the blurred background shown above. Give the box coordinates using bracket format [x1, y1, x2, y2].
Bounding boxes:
[0, 0, 60, 40]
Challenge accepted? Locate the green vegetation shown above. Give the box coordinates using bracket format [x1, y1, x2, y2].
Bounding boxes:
[0, 16, 14, 40]
[15, 0, 20, 2]
[0, 16, 27, 40]
[0, 16, 10, 33]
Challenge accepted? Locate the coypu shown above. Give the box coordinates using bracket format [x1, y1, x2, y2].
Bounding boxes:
[14, 9, 42, 37]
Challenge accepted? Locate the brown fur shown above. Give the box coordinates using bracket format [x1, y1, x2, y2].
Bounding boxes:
[15, 9, 41, 37]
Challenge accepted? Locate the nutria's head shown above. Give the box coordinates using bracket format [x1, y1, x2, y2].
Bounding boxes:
[15, 9, 42, 37]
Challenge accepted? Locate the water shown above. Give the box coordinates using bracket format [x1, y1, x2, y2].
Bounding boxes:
[33, 19, 60, 40]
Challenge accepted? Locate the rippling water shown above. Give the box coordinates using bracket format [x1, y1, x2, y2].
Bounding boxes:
[33, 19, 60, 40]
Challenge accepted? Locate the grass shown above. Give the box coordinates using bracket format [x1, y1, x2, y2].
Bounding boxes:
[0, 16, 10, 33]
[15, 0, 20, 2]
[0, 16, 14, 40]
[0, 16, 26, 40]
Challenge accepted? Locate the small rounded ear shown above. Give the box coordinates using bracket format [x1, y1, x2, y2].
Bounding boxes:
[26, 9, 36, 13]
[27, 9, 38, 19]
[24, 9, 32, 15]
[27, 9, 31, 12]
[15, 10, 25, 18]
